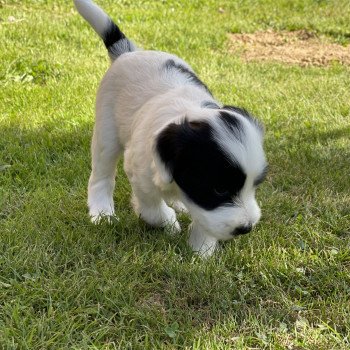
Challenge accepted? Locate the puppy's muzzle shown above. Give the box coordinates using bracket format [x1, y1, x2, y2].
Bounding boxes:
[231, 224, 252, 236]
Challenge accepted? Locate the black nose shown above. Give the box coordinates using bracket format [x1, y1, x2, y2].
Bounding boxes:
[232, 224, 253, 236]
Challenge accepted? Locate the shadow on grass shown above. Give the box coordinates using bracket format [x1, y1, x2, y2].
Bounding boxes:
[316, 125, 350, 141]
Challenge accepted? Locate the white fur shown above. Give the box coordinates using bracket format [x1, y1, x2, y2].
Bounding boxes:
[74, 0, 110, 39]
[87, 51, 265, 256]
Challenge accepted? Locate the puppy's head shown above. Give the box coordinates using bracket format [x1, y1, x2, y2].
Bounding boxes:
[154, 106, 267, 240]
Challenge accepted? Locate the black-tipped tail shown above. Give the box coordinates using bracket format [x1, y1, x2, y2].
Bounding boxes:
[103, 20, 136, 60]
[74, 0, 136, 61]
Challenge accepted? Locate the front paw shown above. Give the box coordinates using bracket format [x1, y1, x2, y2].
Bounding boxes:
[188, 225, 218, 258]
[169, 201, 189, 214]
[89, 208, 117, 225]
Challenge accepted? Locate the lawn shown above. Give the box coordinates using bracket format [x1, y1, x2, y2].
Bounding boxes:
[1, 0, 350, 349]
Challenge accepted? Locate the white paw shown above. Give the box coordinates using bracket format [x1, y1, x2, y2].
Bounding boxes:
[90, 213, 119, 224]
[88, 178, 115, 224]
[169, 201, 189, 213]
[133, 197, 181, 234]
[188, 224, 218, 258]
[195, 243, 218, 258]
[89, 206, 116, 224]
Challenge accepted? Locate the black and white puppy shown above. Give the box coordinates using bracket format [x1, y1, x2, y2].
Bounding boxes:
[74, 0, 268, 257]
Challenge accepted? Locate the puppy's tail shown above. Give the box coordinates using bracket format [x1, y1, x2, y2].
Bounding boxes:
[73, 0, 136, 61]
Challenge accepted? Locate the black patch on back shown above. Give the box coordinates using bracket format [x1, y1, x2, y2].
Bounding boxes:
[103, 19, 126, 48]
[164, 59, 212, 96]
[156, 119, 246, 210]
[222, 105, 264, 133]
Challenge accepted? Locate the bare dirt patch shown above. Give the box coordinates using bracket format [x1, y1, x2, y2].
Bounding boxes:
[228, 30, 350, 66]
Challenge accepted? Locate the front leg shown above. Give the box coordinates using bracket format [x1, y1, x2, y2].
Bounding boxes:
[188, 223, 218, 257]
[124, 146, 180, 235]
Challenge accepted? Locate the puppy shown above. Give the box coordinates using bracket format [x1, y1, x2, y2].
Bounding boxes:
[74, 0, 268, 257]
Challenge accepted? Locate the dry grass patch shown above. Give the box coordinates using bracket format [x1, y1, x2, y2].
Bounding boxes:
[229, 30, 350, 66]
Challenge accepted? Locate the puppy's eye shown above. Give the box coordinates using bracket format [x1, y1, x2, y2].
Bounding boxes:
[214, 188, 230, 197]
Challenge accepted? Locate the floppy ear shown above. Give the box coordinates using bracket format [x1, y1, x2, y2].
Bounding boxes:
[153, 122, 182, 185]
[153, 119, 209, 186]
[222, 105, 264, 135]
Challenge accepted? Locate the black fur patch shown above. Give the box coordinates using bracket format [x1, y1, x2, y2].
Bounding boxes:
[222, 105, 264, 133]
[218, 111, 244, 142]
[156, 119, 246, 210]
[164, 59, 212, 96]
[103, 19, 126, 48]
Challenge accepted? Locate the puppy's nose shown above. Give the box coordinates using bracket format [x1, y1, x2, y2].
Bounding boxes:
[233, 224, 252, 235]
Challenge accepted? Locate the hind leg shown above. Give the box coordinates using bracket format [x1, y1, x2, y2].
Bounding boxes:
[131, 190, 181, 235]
[88, 105, 121, 223]
[188, 223, 218, 258]
[123, 152, 181, 234]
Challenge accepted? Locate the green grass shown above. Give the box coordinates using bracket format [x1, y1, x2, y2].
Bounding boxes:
[1, 0, 350, 348]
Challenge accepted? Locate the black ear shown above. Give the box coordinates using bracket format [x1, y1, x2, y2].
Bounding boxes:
[222, 105, 251, 118]
[222, 105, 264, 133]
[155, 119, 209, 182]
[155, 122, 182, 181]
